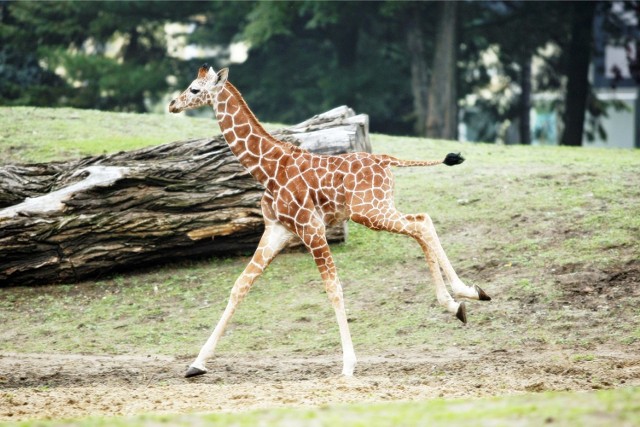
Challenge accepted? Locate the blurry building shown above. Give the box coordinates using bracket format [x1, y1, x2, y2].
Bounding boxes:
[463, 4, 639, 148]
[589, 3, 640, 149]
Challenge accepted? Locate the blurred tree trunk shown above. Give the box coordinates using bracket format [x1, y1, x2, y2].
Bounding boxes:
[519, 56, 532, 145]
[406, 9, 429, 135]
[0, 106, 370, 287]
[560, 1, 596, 147]
[426, 1, 458, 140]
[122, 26, 146, 113]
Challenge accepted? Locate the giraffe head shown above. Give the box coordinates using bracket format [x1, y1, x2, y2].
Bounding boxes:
[168, 64, 228, 113]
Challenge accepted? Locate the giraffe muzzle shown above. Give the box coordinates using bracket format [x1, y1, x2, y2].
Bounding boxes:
[168, 99, 180, 113]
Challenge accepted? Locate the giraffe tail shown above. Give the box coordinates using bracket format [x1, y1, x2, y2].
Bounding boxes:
[380, 152, 465, 168]
[443, 152, 465, 166]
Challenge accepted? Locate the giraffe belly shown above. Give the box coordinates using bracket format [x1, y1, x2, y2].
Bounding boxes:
[313, 187, 349, 226]
[320, 209, 349, 226]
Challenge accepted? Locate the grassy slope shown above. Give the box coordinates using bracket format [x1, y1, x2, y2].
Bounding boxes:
[1, 108, 637, 356]
[0, 107, 220, 165]
[0, 107, 639, 425]
[0, 107, 285, 165]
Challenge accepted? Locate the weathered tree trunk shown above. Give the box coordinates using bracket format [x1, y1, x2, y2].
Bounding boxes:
[426, 1, 458, 140]
[0, 106, 370, 287]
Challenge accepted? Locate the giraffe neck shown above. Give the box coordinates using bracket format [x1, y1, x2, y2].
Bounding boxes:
[213, 82, 300, 185]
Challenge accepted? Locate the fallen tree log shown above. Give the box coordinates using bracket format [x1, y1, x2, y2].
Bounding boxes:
[0, 106, 371, 286]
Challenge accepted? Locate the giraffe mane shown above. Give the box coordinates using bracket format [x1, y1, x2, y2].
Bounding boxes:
[224, 82, 305, 155]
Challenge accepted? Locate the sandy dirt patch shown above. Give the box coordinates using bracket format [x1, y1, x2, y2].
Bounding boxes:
[1, 345, 639, 421]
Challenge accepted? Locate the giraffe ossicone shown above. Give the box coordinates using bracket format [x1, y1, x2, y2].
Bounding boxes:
[169, 64, 491, 378]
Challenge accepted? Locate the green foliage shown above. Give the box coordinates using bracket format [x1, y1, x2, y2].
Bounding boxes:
[39, 48, 171, 111]
[243, 1, 296, 46]
[0, 46, 68, 106]
[195, 1, 418, 134]
[459, 1, 573, 143]
[0, 1, 636, 140]
[0, 0, 204, 111]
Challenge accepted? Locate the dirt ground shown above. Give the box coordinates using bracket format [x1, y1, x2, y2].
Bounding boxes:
[1, 343, 640, 421]
[1, 255, 639, 422]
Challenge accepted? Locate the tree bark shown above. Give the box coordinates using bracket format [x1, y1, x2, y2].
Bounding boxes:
[560, 1, 596, 147]
[0, 106, 370, 287]
[426, 1, 458, 140]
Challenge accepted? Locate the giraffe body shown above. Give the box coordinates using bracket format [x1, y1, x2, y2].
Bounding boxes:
[169, 65, 490, 378]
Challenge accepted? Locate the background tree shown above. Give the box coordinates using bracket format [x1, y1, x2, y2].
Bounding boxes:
[0, 0, 627, 146]
[459, 1, 575, 144]
[560, 1, 598, 146]
[192, 1, 416, 134]
[0, 1, 206, 111]
[404, 3, 431, 136]
[426, 1, 459, 140]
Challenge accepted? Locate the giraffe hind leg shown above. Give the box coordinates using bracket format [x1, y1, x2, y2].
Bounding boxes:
[423, 236, 465, 320]
[474, 285, 492, 301]
[405, 213, 491, 302]
[350, 210, 465, 322]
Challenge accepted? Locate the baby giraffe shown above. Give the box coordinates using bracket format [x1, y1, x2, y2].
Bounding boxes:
[169, 64, 490, 378]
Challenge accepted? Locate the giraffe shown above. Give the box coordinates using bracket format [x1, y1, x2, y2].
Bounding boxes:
[169, 64, 491, 378]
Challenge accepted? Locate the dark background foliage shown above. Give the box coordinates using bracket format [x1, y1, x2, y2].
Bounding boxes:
[1, 1, 637, 143]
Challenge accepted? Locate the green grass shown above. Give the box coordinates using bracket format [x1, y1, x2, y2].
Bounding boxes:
[1, 108, 639, 355]
[0, 107, 288, 165]
[0, 107, 220, 164]
[1, 107, 640, 424]
[2, 387, 638, 427]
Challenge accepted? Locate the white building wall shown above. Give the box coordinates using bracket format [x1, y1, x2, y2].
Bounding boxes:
[585, 88, 638, 149]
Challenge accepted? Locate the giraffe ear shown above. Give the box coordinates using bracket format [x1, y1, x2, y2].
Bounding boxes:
[216, 68, 229, 86]
[197, 63, 209, 79]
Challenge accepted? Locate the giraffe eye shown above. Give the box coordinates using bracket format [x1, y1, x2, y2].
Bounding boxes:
[190, 88, 200, 95]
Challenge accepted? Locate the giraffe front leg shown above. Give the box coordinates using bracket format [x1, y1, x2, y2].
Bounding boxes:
[186, 291, 239, 377]
[326, 275, 357, 376]
[186, 221, 294, 378]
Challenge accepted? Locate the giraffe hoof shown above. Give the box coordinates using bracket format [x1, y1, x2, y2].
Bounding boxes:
[456, 302, 467, 324]
[185, 366, 207, 378]
[475, 285, 492, 301]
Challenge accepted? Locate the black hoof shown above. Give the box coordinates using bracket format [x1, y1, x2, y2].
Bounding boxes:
[475, 285, 491, 301]
[185, 366, 207, 378]
[456, 302, 467, 324]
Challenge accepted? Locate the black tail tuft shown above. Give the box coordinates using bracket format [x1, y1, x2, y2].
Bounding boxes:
[443, 152, 465, 166]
